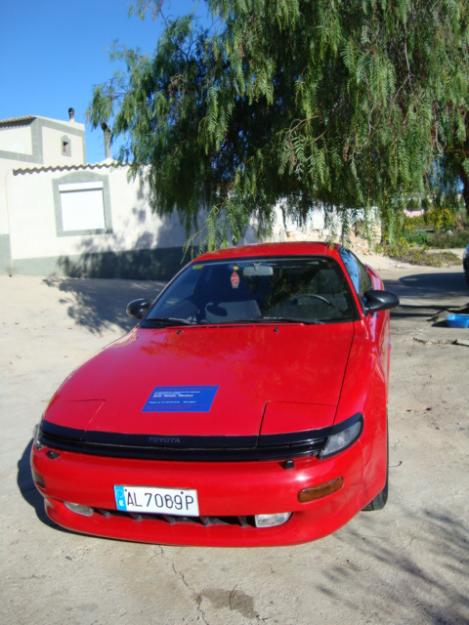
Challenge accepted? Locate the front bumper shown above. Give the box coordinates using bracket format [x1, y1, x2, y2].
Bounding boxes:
[31, 439, 374, 546]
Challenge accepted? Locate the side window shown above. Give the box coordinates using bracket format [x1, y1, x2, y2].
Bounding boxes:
[340, 248, 360, 294]
[340, 248, 372, 297]
[357, 256, 372, 295]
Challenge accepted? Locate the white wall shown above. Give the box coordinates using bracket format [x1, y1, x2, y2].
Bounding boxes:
[7, 165, 188, 262]
[0, 125, 33, 155]
[41, 125, 84, 166]
[0, 156, 44, 235]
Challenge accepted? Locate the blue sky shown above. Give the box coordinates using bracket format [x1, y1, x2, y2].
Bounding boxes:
[0, 0, 208, 162]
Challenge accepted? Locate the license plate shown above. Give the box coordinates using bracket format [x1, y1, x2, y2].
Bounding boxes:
[114, 485, 199, 516]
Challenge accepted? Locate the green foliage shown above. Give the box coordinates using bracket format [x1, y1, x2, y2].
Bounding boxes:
[89, 0, 469, 248]
[403, 228, 429, 246]
[425, 207, 457, 233]
[431, 228, 469, 249]
[387, 243, 461, 267]
[402, 207, 469, 247]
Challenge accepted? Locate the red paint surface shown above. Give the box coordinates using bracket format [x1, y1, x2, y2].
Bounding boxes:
[32, 242, 392, 546]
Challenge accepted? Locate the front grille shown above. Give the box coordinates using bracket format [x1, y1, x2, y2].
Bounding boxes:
[96, 508, 256, 527]
[39, 421, 331, 462]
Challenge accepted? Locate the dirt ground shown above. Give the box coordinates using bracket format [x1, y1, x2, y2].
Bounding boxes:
[1, 261, 468, 625]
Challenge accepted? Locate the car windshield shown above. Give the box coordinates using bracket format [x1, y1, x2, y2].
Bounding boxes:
[142, 256, 359, 326]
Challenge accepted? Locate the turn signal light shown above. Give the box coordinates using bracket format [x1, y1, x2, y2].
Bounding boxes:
[298, 477, 344, 503]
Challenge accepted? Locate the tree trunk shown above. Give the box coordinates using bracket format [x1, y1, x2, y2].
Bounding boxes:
[461, 170, 469, 219]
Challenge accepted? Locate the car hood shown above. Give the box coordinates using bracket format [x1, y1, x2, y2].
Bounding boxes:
[45, 324, 355, 437]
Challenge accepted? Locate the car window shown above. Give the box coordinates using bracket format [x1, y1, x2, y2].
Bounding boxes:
[339, 248, 372, 297]
[143, 256, 359, 326]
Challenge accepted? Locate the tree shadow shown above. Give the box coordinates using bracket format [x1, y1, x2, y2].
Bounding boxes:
[43, 276, 164, 334]
[384, 272, 467, 301]
[41, 208, 200, 333]
[54, 208, 198, 281]
[324, 506, 469, 624]
[385, 271, 468, 321]
[391, 303, 450, 319]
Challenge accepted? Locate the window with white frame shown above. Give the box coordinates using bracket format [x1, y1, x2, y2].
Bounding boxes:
[58, 181, 107, 233]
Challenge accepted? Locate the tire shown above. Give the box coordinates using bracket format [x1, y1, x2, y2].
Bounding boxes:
[362, 475, 388, 511]
[362, 427, 389, 512]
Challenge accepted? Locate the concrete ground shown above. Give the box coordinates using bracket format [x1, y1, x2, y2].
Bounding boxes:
[1, 263, 468, 625]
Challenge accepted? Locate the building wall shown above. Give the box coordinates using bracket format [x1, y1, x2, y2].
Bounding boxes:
[0, 113, 189, 279]
[0, 116, 86, 275]
[6, 165, 192, 279]
[41, 122, 85, 166]
[0, 124, 33, 155]
[0, 118, 85, 166]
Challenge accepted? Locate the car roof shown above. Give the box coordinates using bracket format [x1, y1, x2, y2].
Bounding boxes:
[194, 241, 341, 262]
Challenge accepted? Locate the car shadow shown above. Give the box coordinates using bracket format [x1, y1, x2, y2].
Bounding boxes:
[17, 439, 63, 531]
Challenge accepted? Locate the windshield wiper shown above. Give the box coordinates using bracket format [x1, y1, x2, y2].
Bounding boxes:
[145, 317, 194, 326]
[255, 316, 324, 325]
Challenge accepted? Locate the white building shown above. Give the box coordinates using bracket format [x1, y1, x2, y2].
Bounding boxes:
[0, 111, 189, 279]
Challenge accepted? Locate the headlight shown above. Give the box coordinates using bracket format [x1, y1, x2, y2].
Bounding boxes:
[320, 414, 363, 458]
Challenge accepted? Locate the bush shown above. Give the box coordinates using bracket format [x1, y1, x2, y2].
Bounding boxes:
[384, 241, 461, 266]
[403, 214, 427, 229]
[425, 207, 457, 232]
[402, 229, 429, 245]
[402, 207, 468, 248]
[430, 230, 469, 248]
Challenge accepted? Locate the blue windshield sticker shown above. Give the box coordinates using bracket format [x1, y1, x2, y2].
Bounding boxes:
[142, 385, 218, 413]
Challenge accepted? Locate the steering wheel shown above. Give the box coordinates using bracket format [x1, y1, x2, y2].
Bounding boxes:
[289, 293, 333, 306]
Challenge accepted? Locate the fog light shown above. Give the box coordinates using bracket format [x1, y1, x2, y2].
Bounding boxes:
[64, 502, 94, 517]
[298, 477, 344, 503]
[254, 512, 291, 528]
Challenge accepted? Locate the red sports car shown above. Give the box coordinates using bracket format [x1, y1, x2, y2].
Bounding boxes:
[31, 242, 398, 546]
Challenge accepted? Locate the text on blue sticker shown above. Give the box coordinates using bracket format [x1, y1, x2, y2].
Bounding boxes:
[142, 385, 218, 413]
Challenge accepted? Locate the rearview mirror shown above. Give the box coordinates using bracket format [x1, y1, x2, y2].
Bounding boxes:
[242, 263, 274, 277]
[363, 289, 399, 313]
[126, 298, 150, 319]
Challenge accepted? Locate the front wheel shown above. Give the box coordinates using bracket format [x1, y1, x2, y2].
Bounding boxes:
[362, 477, 388, 511]
[362, 428, 389, 511]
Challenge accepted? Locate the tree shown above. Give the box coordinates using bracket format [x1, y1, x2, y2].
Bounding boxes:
[444, 120, 469, 217]
[89, 0, 469, 248]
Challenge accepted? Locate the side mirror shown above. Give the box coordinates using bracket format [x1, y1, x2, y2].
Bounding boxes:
[363, 289, 399, 313]
[126, 298, 150, 319]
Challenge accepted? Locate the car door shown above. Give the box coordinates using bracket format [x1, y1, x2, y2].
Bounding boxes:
[339, 248, 390, 385]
